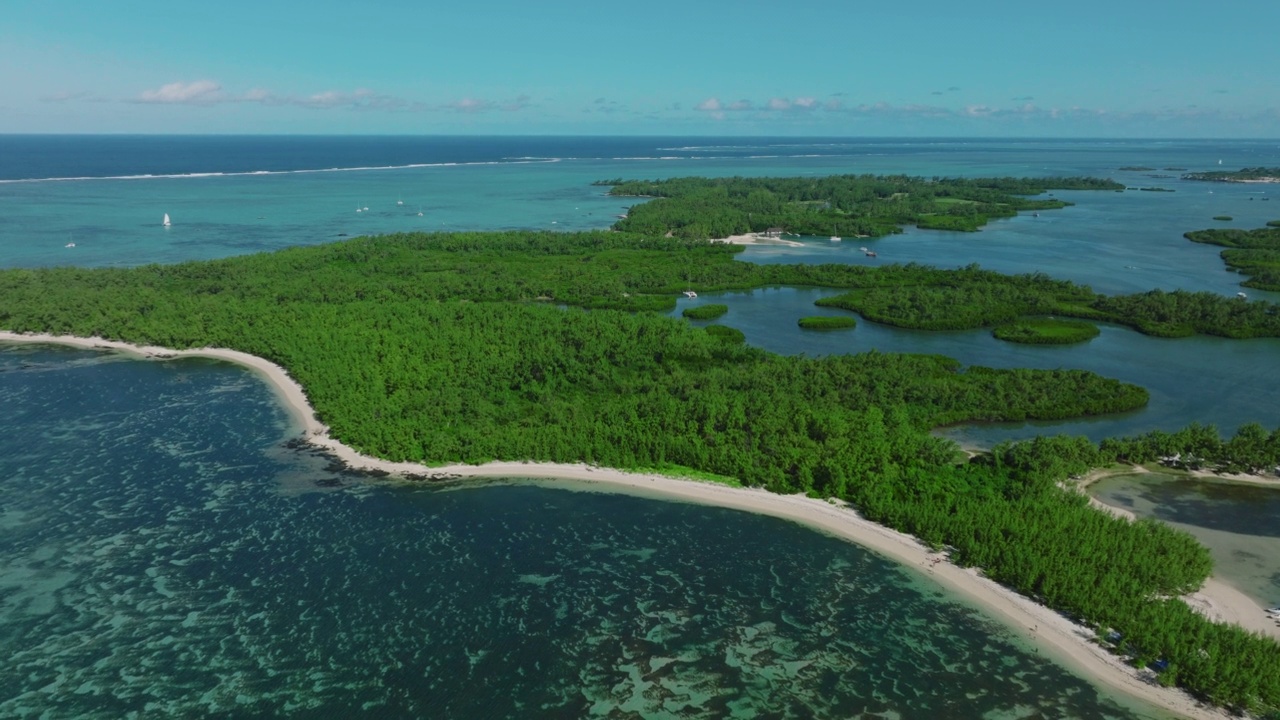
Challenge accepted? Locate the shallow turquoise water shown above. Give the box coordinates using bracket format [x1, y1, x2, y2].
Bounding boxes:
[1090, 473, 1280, 611]
[0, 344, 1174, 718]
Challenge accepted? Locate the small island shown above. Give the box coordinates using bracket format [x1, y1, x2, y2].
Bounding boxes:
[1118, 166, 1156, 171]
[1213, 216, 1233, 222]
[682, 303, 729, 320]
[798, 316, 857, 330]
[993, 317, 1101, 345]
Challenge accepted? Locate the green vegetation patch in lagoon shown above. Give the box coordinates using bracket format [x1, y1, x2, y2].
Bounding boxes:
[1268, 220, 1280, 227]
[682, 303, 729, 320]
[798, 316, 857, 330]
[1118, 166, 1156, 171]
[992, 318, 1101, 345]
[1136, 187, 1175, 192]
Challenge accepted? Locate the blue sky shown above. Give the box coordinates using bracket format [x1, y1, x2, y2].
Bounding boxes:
[3, 0, 1278, 136]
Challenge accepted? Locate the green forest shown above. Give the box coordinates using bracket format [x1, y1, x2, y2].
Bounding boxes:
[798, 316, 858, 330]
[1184, 167, 1280, 182]
[600, 174, 1122, 238]
[1186, 225, 1280, 291]
[2, 192, 1280, 712]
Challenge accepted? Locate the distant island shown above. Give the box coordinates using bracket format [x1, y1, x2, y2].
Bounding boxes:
[598, 174, 1122, 238]
[1184, 166, 1280, 183]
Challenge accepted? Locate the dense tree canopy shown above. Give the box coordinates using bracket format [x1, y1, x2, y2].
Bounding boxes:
[601, 174, 1122, 239]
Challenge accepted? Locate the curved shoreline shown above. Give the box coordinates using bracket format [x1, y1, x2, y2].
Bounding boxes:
[1079, 466, 1280, 641]
[0, 330, 1253, 720]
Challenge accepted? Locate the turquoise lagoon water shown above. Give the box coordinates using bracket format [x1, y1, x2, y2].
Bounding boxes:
[1090, 473, 1280, 611]
[3, 136, 1279, 717]
[0, 344, 1173, 718]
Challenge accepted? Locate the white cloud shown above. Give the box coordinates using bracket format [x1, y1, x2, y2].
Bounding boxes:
[136, 80, 222, 104]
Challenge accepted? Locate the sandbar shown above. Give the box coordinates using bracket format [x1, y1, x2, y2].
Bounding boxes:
[712, 232, 806, 247]
[0, 330, 1260, 720]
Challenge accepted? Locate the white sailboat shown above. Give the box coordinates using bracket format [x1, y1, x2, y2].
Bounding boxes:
[830, 226, 841, 242]
[163, 213, 171, 227]
[417, 206, 424, 217]
[397, 194, 404, 206]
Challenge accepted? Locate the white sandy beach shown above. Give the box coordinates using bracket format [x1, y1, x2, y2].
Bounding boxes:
[713, 232, 807, 247]
[2, 329, 1271, 720]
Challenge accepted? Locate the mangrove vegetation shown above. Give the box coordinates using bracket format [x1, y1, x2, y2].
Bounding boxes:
[992, 318, 1101, 345]
[1185, 225, 1280, 291]
[682, 304, 729, 320]
[798, 316, 858, 330]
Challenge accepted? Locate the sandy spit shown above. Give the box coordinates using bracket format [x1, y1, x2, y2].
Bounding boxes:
[0, 331, 1259, 719]
[713, 232, 807, 247]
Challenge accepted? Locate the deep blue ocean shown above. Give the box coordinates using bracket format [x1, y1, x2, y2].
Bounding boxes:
[4, 135, 1280, 718]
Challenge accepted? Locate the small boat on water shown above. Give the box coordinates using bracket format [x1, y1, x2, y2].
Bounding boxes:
[1238, 292, 1248, 299]
[683, 290, 697, 299]
[162, 213, 171, 227]
[865, 250, 877, 258]
[65, 242, 75, 248]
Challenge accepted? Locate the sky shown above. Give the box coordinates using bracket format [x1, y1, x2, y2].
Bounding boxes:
[3, 0, 1278, 137]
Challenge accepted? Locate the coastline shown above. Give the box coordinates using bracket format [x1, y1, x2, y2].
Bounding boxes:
[0, 330, 1257, 720]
